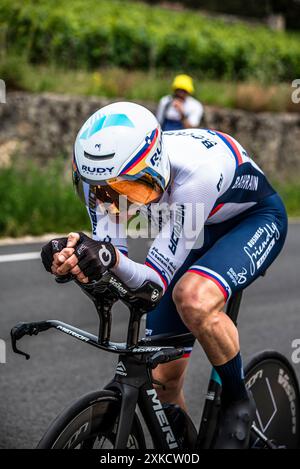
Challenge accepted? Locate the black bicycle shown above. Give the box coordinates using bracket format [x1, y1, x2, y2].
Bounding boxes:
[11, 271, 300, 449]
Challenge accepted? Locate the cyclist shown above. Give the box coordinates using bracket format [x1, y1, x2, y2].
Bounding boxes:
[41, 102, 288, 449]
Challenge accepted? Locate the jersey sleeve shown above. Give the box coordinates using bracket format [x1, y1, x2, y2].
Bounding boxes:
[111, 165, 221, 293]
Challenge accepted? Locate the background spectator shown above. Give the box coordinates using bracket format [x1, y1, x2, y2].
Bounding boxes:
[156, 74, 203, 131]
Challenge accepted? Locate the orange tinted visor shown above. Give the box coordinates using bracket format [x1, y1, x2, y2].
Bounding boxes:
[106, 174, 162, 205]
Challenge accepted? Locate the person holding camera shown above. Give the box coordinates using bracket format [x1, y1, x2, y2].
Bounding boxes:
[156, 74, 203, 131]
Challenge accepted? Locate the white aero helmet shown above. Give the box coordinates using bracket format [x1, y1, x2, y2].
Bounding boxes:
[73, 102, 170, 207]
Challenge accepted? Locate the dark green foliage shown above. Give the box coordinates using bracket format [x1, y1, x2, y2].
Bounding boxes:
[1, 0, 299, 81]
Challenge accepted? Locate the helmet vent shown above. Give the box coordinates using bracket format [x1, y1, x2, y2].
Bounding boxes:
[84, 151, 115, 160]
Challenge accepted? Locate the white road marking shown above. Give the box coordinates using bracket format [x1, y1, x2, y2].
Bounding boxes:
[0, 252, 40, 263]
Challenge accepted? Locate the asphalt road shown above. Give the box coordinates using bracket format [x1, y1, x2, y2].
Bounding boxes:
[0, 225, 299, 449]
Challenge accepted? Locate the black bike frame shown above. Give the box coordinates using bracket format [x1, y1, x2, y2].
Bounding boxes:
[104, 353, 183, 450]
[11, 272, 267, 449]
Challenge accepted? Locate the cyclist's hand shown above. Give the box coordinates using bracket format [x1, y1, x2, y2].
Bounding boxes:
[74, 232, 117, 282]
[55, 232, 88, 283]
[41, 237, 68, 273]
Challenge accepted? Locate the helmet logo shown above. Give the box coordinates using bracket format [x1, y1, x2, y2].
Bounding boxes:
[95, 144, 101, 151]
[82, 165, 114, 176]
[150, 133, 163, 167]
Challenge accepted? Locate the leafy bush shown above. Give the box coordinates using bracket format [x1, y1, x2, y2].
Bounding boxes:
[0, 0, 299, 81]
[0, 159, 89, 236]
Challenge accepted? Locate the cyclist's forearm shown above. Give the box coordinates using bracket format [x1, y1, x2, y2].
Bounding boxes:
[111, 250, 165, 292]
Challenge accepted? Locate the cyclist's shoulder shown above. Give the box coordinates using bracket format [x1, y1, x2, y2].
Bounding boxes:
[165, 142, 230, 192]
[164, 128, 235, 170]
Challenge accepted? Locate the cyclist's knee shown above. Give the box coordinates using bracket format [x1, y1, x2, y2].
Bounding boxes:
[172, 272, 224, 332]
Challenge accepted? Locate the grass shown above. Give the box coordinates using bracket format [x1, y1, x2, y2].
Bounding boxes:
[1, 56, 299, 113]
[0, 159, 299, 238]
[0, 158, 90, 237]
[272, 182, 300, 218]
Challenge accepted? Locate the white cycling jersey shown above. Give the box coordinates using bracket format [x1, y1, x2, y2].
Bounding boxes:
[83, 129, 275, 292]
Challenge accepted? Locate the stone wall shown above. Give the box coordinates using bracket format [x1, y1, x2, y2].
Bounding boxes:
[0, 92, 299, 179]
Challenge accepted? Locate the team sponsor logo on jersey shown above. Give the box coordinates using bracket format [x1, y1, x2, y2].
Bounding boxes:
[168, 205, 185, 255]
[232, 174, 259, 191]
[217, 173, 224, 192]
[88, 189, 98, 236]
[243, 222, 280, 275]
[164, 130, 217, 149]
[227, 267, 248, 286]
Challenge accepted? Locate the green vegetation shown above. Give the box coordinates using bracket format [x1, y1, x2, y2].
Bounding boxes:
[0, 58, 297, 113]
[1, 0, 300, 82]
[0, 159, 89, 237]
[272, 182, 300, 218]
[0, 159, 299, 238]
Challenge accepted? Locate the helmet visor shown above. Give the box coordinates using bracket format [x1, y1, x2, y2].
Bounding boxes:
[106, 174, 163, 205]
[73, 158, 162, 209]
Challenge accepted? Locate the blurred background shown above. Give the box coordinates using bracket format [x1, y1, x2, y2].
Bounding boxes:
[0, 0, 299, 449]
[0, 0, 300, 237]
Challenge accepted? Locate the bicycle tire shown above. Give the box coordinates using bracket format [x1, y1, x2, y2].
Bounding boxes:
[245, 350, 300, 449]
[37, 389, 146, 449]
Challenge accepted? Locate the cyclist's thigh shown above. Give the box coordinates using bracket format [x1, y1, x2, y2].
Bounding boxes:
[145, 227, 222, 356]
[146, 209, 258, 350]
[187, 194, 288, 300]
[145, 251, 198, 357]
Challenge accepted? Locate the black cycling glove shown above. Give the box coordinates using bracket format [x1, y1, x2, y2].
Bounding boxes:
[74, 232, 117, 281]
[41, 237, 68, 272]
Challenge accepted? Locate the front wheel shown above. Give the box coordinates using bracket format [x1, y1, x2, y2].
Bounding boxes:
[245, 351, 300, 449]
[37, 390, 145, 449]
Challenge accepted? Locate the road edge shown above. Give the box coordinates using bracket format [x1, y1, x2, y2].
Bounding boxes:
[0, 219, 299, 246]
